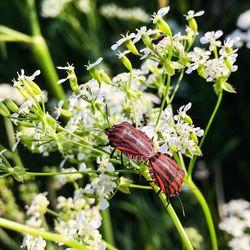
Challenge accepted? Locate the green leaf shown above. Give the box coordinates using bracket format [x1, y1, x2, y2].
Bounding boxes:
[221, 81, 236, 93]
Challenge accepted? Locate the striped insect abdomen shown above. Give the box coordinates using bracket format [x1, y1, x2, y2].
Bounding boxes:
[105, 122, 155, 160]
[148, 153, 185, 197]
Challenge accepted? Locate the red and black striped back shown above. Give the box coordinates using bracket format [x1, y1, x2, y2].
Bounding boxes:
[148, 153, 185, 197]
[105, 122, 155, 160]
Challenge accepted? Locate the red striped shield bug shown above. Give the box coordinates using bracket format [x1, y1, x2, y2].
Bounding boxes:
[148, 152, 185, 215]
[105, 122, 155, 161]
[148, 152, 185, 198]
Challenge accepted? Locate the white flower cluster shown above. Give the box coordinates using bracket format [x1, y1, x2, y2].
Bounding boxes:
[41, 0, 72, 17]
[186, 31, 238, 82]
[100, 3, 150, 23]
[142, 103, 203, 157]
[219, 199, 250, 250]
[22, 193, 49, 250]
[228, 8, 250, 48]
[55, 190, 106, 250]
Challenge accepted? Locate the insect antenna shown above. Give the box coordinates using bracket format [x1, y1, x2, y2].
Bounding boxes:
[176, 194, 185, 217]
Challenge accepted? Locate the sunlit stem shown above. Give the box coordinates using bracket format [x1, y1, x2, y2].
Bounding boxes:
[101, 208, 115, 246]
[169, 69, 185, 104]
[188, 90, 223, 175]
[155, 74, 171, 126]
[140, 168, 193, 250]
[4, 118, 24, 168]
[26, 0, 67, 104]
[186, 177, 218, 250]
[0, 217, 88, 250]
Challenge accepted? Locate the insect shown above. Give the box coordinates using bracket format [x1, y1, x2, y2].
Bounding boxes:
[105, 122, 155, 161]
[148, 152, 185, 198]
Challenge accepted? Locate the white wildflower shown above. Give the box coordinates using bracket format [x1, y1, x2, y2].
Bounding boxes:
[77, 0, 91, 14]
[85, 57, 103, 71]
[111, 32, 136, 51]
[200, 30, 223, 51]
[100, 4, 150, 23]
[41, 0, 72, 17]
[22, 234, 46, 250]
[97, 155, 114, 172]
[237, 9, 250, 30]
[184, 10, 204, 20]
[151, 6, 170, 24]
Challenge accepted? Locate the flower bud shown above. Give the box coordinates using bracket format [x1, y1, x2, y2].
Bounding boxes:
[188, 18, 198, 33]
[141, 34, 153, 50]
[89, 68, 102, 86]
[0, 102, 11, 117]
[156, 19, 172, 37]
[124, 39, 139, 55]
[100, 70, 111, 84]
[60, 109, 73, 118]
[197, 66, 206, 78]
[164, 61, 174, 76]
[4, 98, 19, 113]
[44, 114, 56, 129]
[118, 177, 133, 194]
[27, 80, 42, 95]
[15, 84, 30, 99]
[120, 54, 132, 72]
[190, 131, 198, 144]
[183, 115, 193, 125]
[21, 79, 34, 96]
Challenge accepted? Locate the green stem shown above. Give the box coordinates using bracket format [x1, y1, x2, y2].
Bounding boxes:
[25, 169, 138, 177]
[26, 0, 66, 103]
[0, 218, 88, 250]
[0, 227, 21, 250]
[101, 208, 115, 246]
[129, 184, 152, 190]
[103, 240, 119, 250]
[155, 74, 171, 126]
[141, 169, 193, 250]
[3, 118, 24, 168]
[169, 69, 185, 103]
[188, 91, 223, 175]
[186, 177, 218, 250]
[158, 192, 193, 250]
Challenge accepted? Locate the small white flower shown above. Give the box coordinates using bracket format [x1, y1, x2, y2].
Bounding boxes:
[111, 32, 136, 51]
[85, 57, 103, 71]
[151, 7, 170, 24]
[186, 47, 211, 74]
[22, 234, 46, 250]
[133, 26, 158, 43]
[200, 30, 223, 51]
[117, 50, 130, 59]
[26, 193, 49, 217]
[97, 155, 114, 172]
[0, 84, 25, 105]
[57, 63, 75, 84]
[81, 79, 105, 103]
[184, 10, 204, 20]
[237, 8, 250, 30]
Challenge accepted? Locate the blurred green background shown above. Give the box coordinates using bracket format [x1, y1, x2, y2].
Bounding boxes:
[0, 0, 250, 249]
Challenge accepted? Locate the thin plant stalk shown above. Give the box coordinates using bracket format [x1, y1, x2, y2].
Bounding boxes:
[3, 118, 24, 168]
[186, 177, 218, 250]
[26, 0, 67, 103]
[188, 90, 223, 175]
[101, 208, 115, 246]
[0, 217, 88, 250]
[141, 168, 193, 250]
